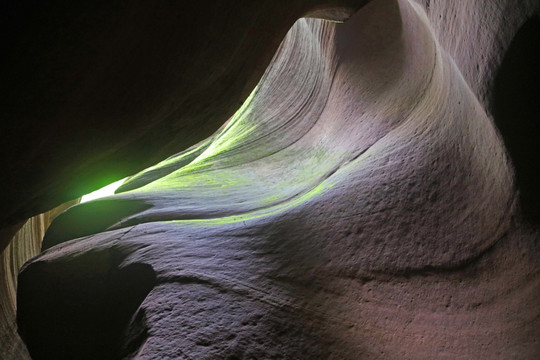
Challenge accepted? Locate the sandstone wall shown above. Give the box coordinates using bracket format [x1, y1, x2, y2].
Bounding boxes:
[1, 0, 539, 358]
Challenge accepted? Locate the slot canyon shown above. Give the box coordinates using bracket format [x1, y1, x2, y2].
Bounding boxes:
[1, 0, 539, 358]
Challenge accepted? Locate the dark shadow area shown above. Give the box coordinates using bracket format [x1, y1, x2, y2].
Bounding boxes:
[42, 199, 152, 251]
[17, 252, 155, 360]
[493, 16, 540, 224]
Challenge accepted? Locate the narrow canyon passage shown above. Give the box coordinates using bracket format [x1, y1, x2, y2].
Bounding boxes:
[1, 0, 539, 359]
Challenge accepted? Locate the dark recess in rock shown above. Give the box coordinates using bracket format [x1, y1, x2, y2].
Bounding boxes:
[17, 255, 155, 360]
[42, 199, 152, 251]
[493, 16, 540, 224]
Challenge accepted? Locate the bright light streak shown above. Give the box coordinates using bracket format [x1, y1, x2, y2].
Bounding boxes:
[80, 179, 126, 203]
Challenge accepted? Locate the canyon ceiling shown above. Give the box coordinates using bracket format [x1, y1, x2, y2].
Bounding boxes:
[1, 0, 539, 359]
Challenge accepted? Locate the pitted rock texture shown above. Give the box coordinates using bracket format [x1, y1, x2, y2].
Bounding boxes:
[11, 0, 540, 359]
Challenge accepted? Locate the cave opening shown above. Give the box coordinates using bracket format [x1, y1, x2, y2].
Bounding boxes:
[17, 258, 156, 360]
[81, 179, 126, 203]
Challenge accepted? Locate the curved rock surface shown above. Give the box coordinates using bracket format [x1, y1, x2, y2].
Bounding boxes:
[0, 200, 77, 360]
[0, 0, 368, 250]
[9, 0, 540, 359]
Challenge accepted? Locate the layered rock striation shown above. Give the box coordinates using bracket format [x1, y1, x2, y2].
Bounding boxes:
[0, 0, 538, 358]
[15, 0, 540, 359]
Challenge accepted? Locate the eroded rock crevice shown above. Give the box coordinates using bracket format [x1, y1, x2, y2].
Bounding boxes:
[18, 248, 156, 360]
[493, 16, 540, 224]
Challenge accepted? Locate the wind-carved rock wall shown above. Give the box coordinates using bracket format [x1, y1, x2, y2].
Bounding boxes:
[2, 0, 540, 359]
[0, 0, 369, 248]
[0, 201, 78, 360]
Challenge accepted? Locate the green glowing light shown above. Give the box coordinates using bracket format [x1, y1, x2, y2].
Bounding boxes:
[81, 179, 126, 203]
[168, 174, 336, 227]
